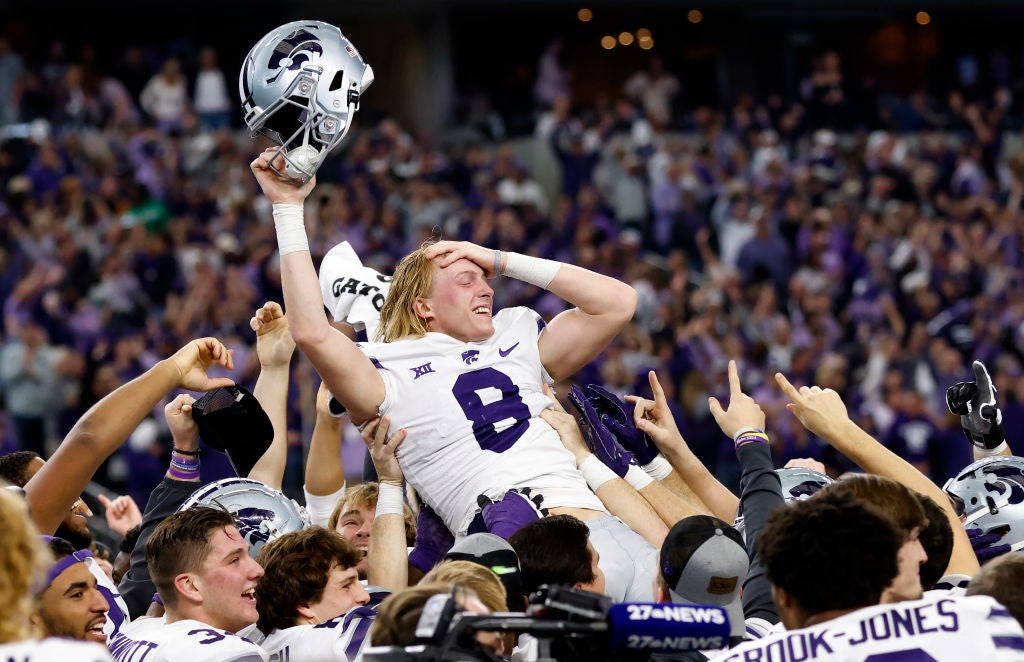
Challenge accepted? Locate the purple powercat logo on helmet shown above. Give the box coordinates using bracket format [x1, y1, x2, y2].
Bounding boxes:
[232, 506, 277, 548]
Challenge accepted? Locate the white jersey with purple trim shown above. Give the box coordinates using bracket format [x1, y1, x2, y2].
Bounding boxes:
[260, 605, 376, 661]
[361, 306, 605, 534]
[110, 617, 269, 662]
[709, 595, 1024, 662]
[0, 638, 113, 661]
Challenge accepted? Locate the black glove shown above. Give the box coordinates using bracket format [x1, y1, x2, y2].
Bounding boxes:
[946, 360, 1005, 451]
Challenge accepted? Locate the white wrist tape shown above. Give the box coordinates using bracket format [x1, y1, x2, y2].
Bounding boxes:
[502, 252, 560, 289]
[625, 464, 654, 490]
[579, 455, 617, 491]
[375, 482, 406, 517]
[977, 441, 1010, 457]
[272, 203, 309, 255]
[642, 454, 673, 480]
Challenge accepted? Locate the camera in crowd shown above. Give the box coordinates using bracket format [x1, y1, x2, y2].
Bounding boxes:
[363, 585, 729, 662]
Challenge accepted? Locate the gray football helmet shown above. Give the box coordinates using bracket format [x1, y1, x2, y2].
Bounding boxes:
[733, 467, 833, 537]
[944, 455, 1024, 558]
[178, 477, 311, 557]
[944, 455, 1024, 525]
[239, 20, 374, 183]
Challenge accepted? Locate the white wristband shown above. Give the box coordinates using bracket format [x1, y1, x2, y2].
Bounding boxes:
[977, 441, 1010, 457]
[272, 203, 309, 255]
[375, 482, 405, 517]
[641, 454, 673, 480]
[502, 252, 560, 289]
[579, 455, 617, 491]
[625, 464, 654, 490]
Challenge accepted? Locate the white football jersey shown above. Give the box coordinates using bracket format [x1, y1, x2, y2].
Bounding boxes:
[362, 307, 605, 533]
[260, 605, 376, 662]
[110, 617, 268, 662]
[710, 595, 1024, 661]
[0, 638, 112, 661]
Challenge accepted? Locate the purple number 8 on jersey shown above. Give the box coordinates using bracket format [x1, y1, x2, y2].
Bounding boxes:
[452, 367, 531, 452]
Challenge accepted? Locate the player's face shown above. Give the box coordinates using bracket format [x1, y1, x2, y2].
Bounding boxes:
[335, 502, 375, 577]
[886, 527, 927, 602]
[419, 258, 495, 342]
[308, 563, 370, 622]
[195, 526, 264, 632]
[35, 561, 110, 644]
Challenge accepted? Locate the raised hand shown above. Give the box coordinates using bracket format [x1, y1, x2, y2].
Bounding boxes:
[167, 338, 235, 392]
[583, 384, 659, 465]
[628, 370, 686, 454]
[164, 393, 200, 451]
[360, 416, 406, 487]
[422, 240, 498, 276]
[708, 360, 766, 440]
[946, 360, 1006, 451]
[97, 494, 143, 537]
[251, 301, 296, 369]
[566, 384, 635, 477]
[249, 148, 317, 205]
[774, 372, 850, 441]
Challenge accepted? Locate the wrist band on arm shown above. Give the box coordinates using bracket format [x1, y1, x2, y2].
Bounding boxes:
[375, 482, 406, 517]
[642, 454, 673, 480]
[579, 455, 617, 491]
[625, 464, 654, 490]
[172, 447, 200, 456]
[732, 427, 765, 441]
[272, 203, 309, 256]
[502, 252, 560, 289]
[735, 431, 770, 448]
[977, 441, 1010, 457]
[168, 453, 200, 480]
[493, 250, 503, 278]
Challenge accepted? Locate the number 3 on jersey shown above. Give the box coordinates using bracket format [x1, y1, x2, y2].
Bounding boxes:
[453, 367, 531, 452]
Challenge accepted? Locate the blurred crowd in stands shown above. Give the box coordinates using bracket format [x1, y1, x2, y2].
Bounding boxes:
[1, 31, 1024, 504]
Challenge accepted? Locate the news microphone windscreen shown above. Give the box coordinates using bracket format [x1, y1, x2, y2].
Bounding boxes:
[606, 603, 730, 652]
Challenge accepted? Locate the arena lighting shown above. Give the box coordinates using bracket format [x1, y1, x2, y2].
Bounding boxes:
[578, 8, 593, 22]
[619, 31, 635, 46]
[688, 9, 703, 23]
[915, 10, 931, 25]
[601, 35, 617, 50]
[639, 36, 655, 50]
[637, 28, 652, 39]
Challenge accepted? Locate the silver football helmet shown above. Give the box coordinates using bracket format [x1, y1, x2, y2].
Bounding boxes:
[944, 456, 1024, 557]
[239, 20, 374, 183]
[178, 477, 311, 557]
[944, 456, 1024, 524]
[733, 467, 833, 537]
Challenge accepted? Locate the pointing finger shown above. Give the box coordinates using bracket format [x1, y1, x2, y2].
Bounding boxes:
[775, 372, 801, 402]
[728, 360, 742, 397]
[647, 370, 667, 405]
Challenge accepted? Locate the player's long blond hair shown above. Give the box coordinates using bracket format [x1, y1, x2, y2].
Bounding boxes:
[375, 240, 439, 343]
[0, 488, 49, 643]
[422, 560, 508, 613]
